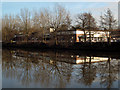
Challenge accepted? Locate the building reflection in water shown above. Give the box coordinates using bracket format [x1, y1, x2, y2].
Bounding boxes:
[2, 49, 119, 88]
[75, 56, 109, 64]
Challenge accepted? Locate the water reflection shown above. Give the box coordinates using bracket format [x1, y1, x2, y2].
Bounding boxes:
[0, 49, 2, 89]
[2, 49, 119, 88]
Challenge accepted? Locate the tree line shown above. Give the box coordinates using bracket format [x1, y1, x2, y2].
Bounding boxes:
[2, 4, 117, 43]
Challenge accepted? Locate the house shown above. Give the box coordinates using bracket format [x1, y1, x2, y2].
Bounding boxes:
[75, 29, 110, 42]
[55, 30, 76, 46]
[12, 32, 43, 43]
[53, 29, 110, 46]
[11, 28, 114, 45]
[12, 34, 26, 43]
[111, 30, 120, 42]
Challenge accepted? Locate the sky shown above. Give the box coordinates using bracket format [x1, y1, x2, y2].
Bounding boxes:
[1, 0, 119, 2]
[1, 2, 119, 25]
[2, 2, 111, 15]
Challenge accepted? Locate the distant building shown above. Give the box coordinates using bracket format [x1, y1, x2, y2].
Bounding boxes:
[55, 30, 76, 46]
[50, 27, 55, 33]
[53, 29, 110, 46]
[111, 30, 120, 42]
[11, 28, 119, 45]
[75, 29, 110, 42]
[12, 34, 26, 43]
[12, 32, 42, 43]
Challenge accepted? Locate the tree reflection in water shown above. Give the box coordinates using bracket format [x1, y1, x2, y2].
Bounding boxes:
[98, 57, 119, 88]
[79, 56, 97, 87]
[2, 49, 119, 88]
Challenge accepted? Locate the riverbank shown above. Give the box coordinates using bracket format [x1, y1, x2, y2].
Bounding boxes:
[2, 42, 120, 52]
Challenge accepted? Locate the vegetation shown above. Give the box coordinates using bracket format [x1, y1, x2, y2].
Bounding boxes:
[2, 4, 117, 43]
[99, 8, 117, 30]
[76, 12, 97, 42]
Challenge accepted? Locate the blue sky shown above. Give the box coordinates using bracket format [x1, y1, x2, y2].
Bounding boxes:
[2, 2, 118, 23]
[2, 2, 108, 15]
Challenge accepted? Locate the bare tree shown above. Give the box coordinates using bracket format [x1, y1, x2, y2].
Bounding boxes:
[76, 13, 88, 42]
[20, 8, 31, 43]
[58, 12, 72, 31]
[52, 4, 71, 30]
[76, 12, 96, 42]
[100, 8, 117, 43]
[51, 4, 72, 44]
[2, 4, 72, 44]
[0, 30, 2, 42]
[100, 8, 117, 30]
[39, 8, 52, 43]
[32, 10, 43, 42]
[86, 13, 96, 42]
[2, 14, 18, 42]
[99, 13, 106, 30]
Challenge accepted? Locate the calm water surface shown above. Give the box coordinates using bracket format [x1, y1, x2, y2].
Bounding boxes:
[2, 49, 120, 88]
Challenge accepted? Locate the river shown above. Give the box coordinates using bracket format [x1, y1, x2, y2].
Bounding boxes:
[2, 48, 120, 88]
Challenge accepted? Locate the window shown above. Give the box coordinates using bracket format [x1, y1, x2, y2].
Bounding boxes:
[76, 31, 84, 34]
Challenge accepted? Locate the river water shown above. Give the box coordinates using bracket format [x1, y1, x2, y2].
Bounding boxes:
[2, 49, 120, 88]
